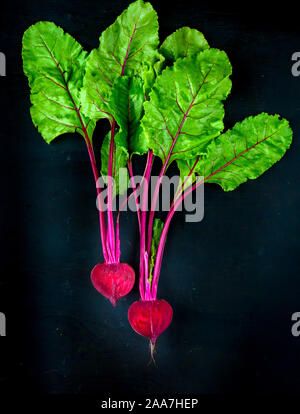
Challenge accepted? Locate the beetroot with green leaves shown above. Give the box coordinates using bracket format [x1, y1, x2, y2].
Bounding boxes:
[22, 1, 161, 305]
[114, 2, 292, 354]
[22, 0, 293, 356]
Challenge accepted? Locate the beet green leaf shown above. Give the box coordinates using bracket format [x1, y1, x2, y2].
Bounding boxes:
[178, 113, 292, 191]
[81, 0, 160, 122]
[141, 48, 232, 165]
[160, 27, 209, 64]
[108, 76, 147, 155]
[22, 21, 95, 144]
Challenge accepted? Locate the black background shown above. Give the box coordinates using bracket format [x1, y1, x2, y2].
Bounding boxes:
[0, 0, 300, 399]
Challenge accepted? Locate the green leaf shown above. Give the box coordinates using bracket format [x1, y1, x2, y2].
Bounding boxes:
[149, 218, 164, 283]
[160, 27, 209, 64]
[108, 76, 148, 155]
[160, 27, 210, 179]
[100, 131, 129, 197]
[22, 21, 94, 143]
[81, 0, 160, 121]
[193, 113, 293, 191]
[142, 48, 232, 165]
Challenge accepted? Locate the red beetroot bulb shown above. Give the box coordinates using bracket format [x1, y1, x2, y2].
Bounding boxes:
[91, 263, 135, 306]
[128, 299, 173, 351]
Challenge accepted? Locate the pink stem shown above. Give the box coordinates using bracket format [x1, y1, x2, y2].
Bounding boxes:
[144, 252, 151, 300]
[151, 161, 201, 298]
[115, 151, 153, 295]
[115, 153, 151, 250]
[146, 145, 174, 258]
[106, 119, 116, 263]
[83, 129, 109, 263]
[127, 159, 141, 232]
[146, 80, 203, 259]
[139, 150, 154, 300]
[115, 218, 120, 263]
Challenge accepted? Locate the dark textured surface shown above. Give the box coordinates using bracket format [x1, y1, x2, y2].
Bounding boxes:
[0, 0, 300, 397]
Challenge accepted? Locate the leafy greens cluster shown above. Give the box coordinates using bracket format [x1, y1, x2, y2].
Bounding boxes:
[22, 0, 292, 298]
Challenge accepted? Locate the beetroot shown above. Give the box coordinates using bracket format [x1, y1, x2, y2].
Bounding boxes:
[91, 263, 135, 306]
[128, 299, 173, 355]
